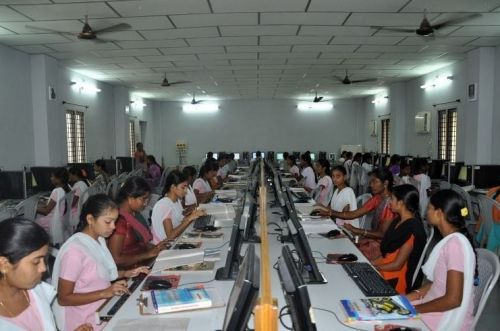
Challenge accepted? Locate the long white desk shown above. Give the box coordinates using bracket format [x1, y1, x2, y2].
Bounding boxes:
[104, 193, 429, 331]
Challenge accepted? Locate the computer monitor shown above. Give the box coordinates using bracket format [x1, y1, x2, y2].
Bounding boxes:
[473, 165, 500, 189]
[277, 153, 284, 161]
[215, 203, 245, 280]
[242, 179, 260, 243]
[428, 160, 446, 180]
[213, 153, 219, 160]
[458, 166, 468, 182]
[234, 153, 240, 160]
[0, 171, 29, 200]
[220, 244, 260, 331]
[310, 153, 316, 161]
[252, 152, 265, 159]
[283, 189, 326, 284]
[31, 167, 58, 192]
[67, 162, 95, 180]
[102, 159, 118, 176]
[385, 156, 391, 167]
[116, 157, 134, 173]
[277, 246, 318, 331]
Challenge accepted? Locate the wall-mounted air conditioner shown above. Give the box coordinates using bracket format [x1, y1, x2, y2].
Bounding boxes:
[415, 111, 431, 134]
[369, 120, 377, 136]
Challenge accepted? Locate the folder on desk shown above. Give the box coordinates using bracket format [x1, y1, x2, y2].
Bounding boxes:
[341, 296, 418, 322]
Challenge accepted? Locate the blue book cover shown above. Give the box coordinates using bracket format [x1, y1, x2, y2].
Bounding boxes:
[151, 286, 212, 313]
[341, 296, 418, 321]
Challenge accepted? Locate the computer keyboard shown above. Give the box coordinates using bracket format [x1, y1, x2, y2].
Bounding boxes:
[193, 215, 215, 230]
[342, 262, 399, 297]
[291, 191, 310, 200]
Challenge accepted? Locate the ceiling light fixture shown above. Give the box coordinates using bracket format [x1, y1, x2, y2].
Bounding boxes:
[297, 102, 333, 112]
[183, 103, 219, 114]
[420, 75, 453, 89]
[70, 80, 101, 93]
[371, 96, 389, 104]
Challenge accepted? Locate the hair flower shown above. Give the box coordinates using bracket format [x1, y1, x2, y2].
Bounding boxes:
[461, 207, 469, 217]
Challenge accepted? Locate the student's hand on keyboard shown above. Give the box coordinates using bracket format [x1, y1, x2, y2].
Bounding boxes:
[124, 266, 150, 278]
[102, 281, 129, 299]
[74, 323, 93, 331]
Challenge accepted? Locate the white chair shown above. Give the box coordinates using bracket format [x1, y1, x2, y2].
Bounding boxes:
[475, 194, 500, 251]
[356, 193, 373, 229]
[62, 191, 74, 241]
[472, 248, 500, 330]
[451, 184, 476, 228]
[350, 163, 361, 195]
[411, 225, 435, 288]
[140, 193, 161, 225]
[0, 208, 18, 222]
[48, 192, 67, 246]
[15, 194, 42, 221]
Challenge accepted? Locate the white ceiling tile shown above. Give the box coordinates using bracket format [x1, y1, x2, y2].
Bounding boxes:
[13, 44, 52, 53]
[372, 25, 460, 36]
[231, 59, 287, 65]
[198, 53, 257, 60]
[220, 25, 298, 36]
[364, 64, 417, 70]
[345, 13, 440, 27]
[187, 36, 258, 46]
[108, 0, 210, 17]
[0, 33, 71, 45]
[434, 13, 500, 26]
[0, 26, 13, 34]
[159, 46, 225, 54]
[116, 40, 188, 49]
[309, 0, 408, 12]
[402, 0, 500, 12]
[226, 45, 291, 52]
[76, 56, 141, 65]
[261, 12, 348, 25]
[11, 3, 118, 20]
[259, 52, 317, 59]
[140, 27, 219, 40]
[206, 65, 257, 71]
[356, 45, 425, 52]
[287, 58, 344, 65]
[299, 26, 374, 37]
[137, 54, 198, 62]
[1, 1, 51, 3]
[343, 58, 400, 65]
[95, 31, 145, 42]
[170, 13, 257, 28]
[261, 36, 330, 45]
[67, 63, 123, 70]
[0, 5, 31, 21]
[89, 16, 174, 31]
[1, 20, 82, 34]
[399, 36, 477, 46]
[93, 48, 161, 58]
[466, 37, 500, 46]
[210, 0, 308, 13]
[320, 52, 381, 59]
[174, 60, 229, 66]
[45, 41, 119, 52]
[330, 36, 404, 45]
[378, 53, 443, 60]
[292, 45, 359, 52]
[449, 26, 500, 37]
[117, 62, 171, 69]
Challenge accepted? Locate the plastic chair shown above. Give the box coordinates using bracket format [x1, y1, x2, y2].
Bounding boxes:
[472, 248, 500, 330]
[451, 184, 476, 228]
[411, 225, 435, 288]
[0, 208, 18, 222]
[15, 194, 42, 221]
[475, 195, 500, 252]
[356, 193, 373, 229]
[140, 193, 161, 226]
[47, 192, 67, 245]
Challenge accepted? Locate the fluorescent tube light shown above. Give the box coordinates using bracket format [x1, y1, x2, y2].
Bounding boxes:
[183, 103, 219, 114]
[297, 102, 333, 112]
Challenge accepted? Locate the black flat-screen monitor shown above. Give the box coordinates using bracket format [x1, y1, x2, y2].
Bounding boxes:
[428, 159, 446, 180]
[474, 165, 500, 189]
[0, 171, 29, 200]
[31, 167, 59, 192]
[67, 162, 95, 180]
[284, 189, 326, 284]
[102, 159, 118, 176]
[116, 157, 135, 173]
[242, 188, 260, 243]
[277, 246, 318, 331]
[221, 244, 260, 331]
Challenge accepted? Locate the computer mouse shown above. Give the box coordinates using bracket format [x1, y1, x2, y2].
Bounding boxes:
[148, 279, 172, 290]
[310, 210, 321, 216]
[327, 229, 341, 237]
[201, 225, 218, 232]
[337, 253, 358, 262]
[177, 243, 196, 249]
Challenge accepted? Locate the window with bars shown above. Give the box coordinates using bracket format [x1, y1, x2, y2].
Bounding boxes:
[66, 110, 86, 163]
[381, 118, 390, 154]
[438, 108, 457, 162]
[129, 120, 136, 157]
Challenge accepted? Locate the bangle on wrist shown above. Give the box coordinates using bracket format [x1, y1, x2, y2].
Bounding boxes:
[363, 229, 367, 236]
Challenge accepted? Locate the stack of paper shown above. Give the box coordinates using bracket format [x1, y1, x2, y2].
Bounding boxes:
[301, 220, 339, 234]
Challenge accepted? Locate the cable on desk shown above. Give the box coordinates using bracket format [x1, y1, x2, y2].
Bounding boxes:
[178, 277, 216, 288]
[312, 307, 365, 331]
[267, 222, 283, 232]
[278, 305, 293, 330]
[312, 250, 327, 260]
[205, 240, 230, 252]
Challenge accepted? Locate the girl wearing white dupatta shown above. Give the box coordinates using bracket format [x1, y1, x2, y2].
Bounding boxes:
[52, 195, 148, 331]
[0, 218, 91, 331]
[407, 190, 477, 331]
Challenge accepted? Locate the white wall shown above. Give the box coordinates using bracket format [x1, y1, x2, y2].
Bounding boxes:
[0, 44, 35, 170]
[152, 98, 366, 165]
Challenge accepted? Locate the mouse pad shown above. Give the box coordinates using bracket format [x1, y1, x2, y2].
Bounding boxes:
[319, 232, 346, 239]
[140, 275, 181, 291]
[326, 253, 358, 264]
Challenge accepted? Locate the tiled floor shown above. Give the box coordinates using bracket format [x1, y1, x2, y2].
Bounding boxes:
[476, 280, 500, 331]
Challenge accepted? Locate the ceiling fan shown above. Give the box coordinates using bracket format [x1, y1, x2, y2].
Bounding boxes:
[336, 71, 377, 85]
[25, 15, 130, 42]
[313, 90, 323, 103]
[371, 10, 481, 37]
[191, 93, 203, 104]
[160, 73, 191, 87]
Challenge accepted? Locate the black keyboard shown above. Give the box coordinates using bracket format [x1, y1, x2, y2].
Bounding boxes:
[292, 191, 310, 200]
[193, 215, 214, 229]
[104, 273, 147, 318]
[342, 262, 399, 297]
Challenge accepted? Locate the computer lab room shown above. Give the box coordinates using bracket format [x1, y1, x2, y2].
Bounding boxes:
[1, 1, 500, 331]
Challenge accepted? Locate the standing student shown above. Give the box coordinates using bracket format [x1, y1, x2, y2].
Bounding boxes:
[299, 153, 316, 192]
[313, 159, 333, 206]
[35, 167, 70, 233]
[145, 155, 162, 188]
[52, 195, 148, 331]
[0, 218, 92, 331]
[407, 190, 477, 331]
[151, 170, 206, 242]
[108, 177, 168, 268]
[182, 166, 198, 210]
[316, 166, 358, 227]
[413, 158, 431, 216]
[134, 142, 147, 170]
[93, 160, 110, 185]
[193, 163, 217, 203]
[372, 184, 427, 294]
[286, 155, 300, 178]
[325, 168, 396, 260]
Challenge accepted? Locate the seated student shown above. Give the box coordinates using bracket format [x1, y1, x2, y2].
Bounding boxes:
[326, 168, 396, 260]
[227, 153, 237, 173]
[182, 166, 198, 211]
[372, 184, 427, 294]
[52, 194, 149, 331]
[0, 218, 92, 331]
[286, 155, 300, 178]
[35, 167, 70, 233]
[145, 155, 162, 188]
[313, 159, 333, 206]
[299, 153, 317, 192]
[407, 190, 477, 331]
[413, 158, 431, 216]
[343, 151, 353, 181]
[316, 165, 359, 227]
[388, 154, 401, 176]
[93, 160, 110, 185]
[151, 170, 206, 242]
[215, 153, 230, 187]
[193, 163, 217, 204]
[361, 153, 373, 173]
[68, 166, 88, 210]
[108, 177, 168, 268]
[282, 152, 290, 171]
